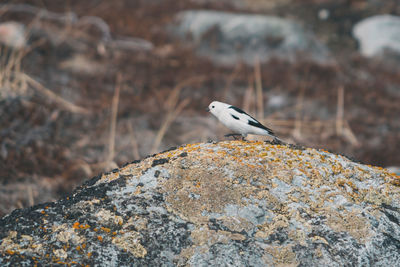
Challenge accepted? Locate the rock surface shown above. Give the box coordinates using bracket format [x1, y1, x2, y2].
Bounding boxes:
[353, 15, 400, 57]
[1, 141, 400, 266]
[0, 21, 26, 49]
[172, 10, 330, 65]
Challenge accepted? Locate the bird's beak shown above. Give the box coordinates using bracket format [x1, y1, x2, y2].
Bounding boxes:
[206, 107, 210, 112]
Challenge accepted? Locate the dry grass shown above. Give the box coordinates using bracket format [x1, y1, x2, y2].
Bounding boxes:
[0, 9, 41, 99]
[89, 74, 123, 171]
[127, 121, 141, 160]
[292, 82, 307, 141]
[222, 63, 242, 102]
[0, 46, 28, 99]
[254, 57, 264, 120]
[243, 76, 255, 112]
[335, 86, 360, 147]
[235, 68, 359, 147]
[106, 74, 122, 168]
[336, 86, 344, 136]
[22, 73, 90, 114]
[151, 76, 205, 154]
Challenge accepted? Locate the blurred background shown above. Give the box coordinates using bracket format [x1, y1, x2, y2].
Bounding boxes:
[0, 0, 399, 216]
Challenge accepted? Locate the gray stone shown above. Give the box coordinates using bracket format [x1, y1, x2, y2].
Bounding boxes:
[353, 15, 400, 57]
[1, 141, 400, 266]
[172, 10, 330, 65]
[0, 21, 26, 49]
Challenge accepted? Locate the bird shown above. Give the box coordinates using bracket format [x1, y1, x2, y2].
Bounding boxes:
[207, 100, 282, 142]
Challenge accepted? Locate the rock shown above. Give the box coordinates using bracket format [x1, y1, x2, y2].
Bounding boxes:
[171, 10, 330, 65]
[0, 22, 26, 49]
[1, 141, 400, 266]
[353, 15, 400, 57]
[59, 54, 107, 75]
[387, 166, 400, 176]
[190, 0, 290, 10]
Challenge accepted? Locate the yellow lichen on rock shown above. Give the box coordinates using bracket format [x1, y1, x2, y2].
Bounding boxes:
[112, 231, 147, 258]
[256, 214, 290, 239]
[0, 231, 20, 254]
[264, 244, 298, 267]
[94, 209, 123, 226]
[2, 140, 400, 266]
[0, 231, 45, 257]
[53, 248, 68, 260]
[54, 224, 86, 245]
[326, 208, 371, 243]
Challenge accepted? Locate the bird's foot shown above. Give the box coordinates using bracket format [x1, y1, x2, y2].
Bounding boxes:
[270, 137, 286, 145]
[224, 133, 242, 140]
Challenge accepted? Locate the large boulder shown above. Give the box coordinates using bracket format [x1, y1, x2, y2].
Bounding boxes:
[1, 141, 400, 266]
[171, 10, 330, 65]
[353, 15, 400, 57]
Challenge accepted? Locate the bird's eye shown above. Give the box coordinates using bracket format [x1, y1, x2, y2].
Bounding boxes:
[212, 105, 215, 108]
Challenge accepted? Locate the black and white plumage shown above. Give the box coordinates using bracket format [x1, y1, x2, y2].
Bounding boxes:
[207, 101, 279, 140]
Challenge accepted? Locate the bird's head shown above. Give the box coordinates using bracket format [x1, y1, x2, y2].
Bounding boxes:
[206, 101, 226, 116]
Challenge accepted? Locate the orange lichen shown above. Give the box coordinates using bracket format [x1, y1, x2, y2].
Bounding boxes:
[134, 187, 142, 195]
[3, 141, 396, 265]
[336, 178, 360, 199]
[101, 227, 111, 233]
[72, 222, 80, 229]
[80, 224, 90, 229]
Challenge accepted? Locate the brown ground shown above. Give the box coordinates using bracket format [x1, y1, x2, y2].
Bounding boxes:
[0, 0, 399, 216]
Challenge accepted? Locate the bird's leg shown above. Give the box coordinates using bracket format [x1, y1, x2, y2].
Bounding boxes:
[271, 137, 286, 145]
[224, 133, 242, 140]
[241, 136, 247, 141]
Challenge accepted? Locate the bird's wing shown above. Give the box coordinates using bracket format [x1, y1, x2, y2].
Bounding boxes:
[228, 106, 275, 135]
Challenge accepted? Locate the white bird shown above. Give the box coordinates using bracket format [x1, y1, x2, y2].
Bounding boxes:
[207, 101, 280, 141]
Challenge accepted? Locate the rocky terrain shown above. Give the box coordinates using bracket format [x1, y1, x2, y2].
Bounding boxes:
[0, 0, 399, 218]
[1, 141, 400, 266]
